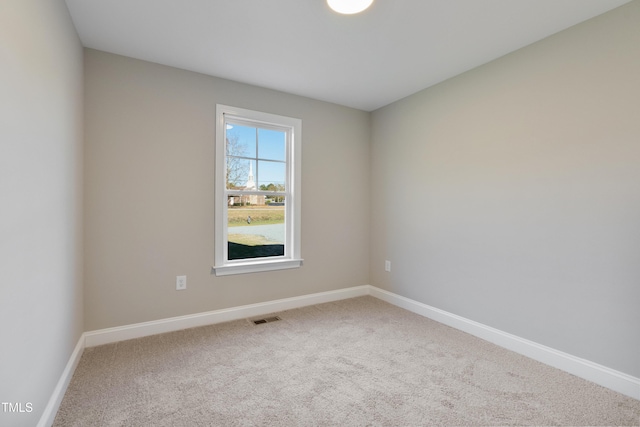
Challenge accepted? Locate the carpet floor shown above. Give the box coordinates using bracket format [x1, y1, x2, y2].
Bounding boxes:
[54, 296, 640, 426]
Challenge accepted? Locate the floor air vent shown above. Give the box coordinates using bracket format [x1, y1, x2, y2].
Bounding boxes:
[252, 316, 281, 325]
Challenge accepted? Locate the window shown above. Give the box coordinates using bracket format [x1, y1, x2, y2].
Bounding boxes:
[214, 105, 302, 276]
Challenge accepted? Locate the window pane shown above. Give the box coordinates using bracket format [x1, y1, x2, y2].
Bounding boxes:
[226, 158, 256, 190]
[258, 128, 286, 161]
[257, 160, 286, 191]
[226, 124, 257, 158]
[227, 200, 285, 260]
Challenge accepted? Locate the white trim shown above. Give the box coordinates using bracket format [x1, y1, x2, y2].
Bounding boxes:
[37, 334, 86, 427]
[214, 104, 302, 276]
[368, 286, 640, 400]
[84, 285, 369, 347]
[48, 283, 638, 427]
[213, 258, 303, 276]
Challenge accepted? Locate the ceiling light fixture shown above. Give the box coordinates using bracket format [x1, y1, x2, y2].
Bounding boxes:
[327, 0, 373, 15]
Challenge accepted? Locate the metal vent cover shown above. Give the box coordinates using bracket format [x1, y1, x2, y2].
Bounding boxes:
[251, 316, 281, 325]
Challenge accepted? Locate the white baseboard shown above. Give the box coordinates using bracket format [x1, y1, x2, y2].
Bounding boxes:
[84, 285, 370, 347]
[40, 286, 369, 425]
[37, 334, 86, 427]
[368, 285, 640, 400]
[51, 282, 637, 426]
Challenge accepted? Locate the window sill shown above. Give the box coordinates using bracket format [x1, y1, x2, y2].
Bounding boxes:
[213, 258, 303, 276]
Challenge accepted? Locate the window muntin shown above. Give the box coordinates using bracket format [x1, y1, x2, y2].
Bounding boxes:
[214, 105, 302, 276]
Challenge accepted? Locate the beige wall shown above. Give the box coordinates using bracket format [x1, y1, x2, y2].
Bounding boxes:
[371, 1, 640, 377]
[0, 0, 84, 425]
[84, 49, 371, 331]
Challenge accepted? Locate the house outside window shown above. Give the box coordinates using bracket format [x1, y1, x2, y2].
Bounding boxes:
[214, 105, 302, 276]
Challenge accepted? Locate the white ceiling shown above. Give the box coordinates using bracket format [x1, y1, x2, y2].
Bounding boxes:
[64, 0, 630, 111]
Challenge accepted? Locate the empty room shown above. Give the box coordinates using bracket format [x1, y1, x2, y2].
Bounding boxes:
[1, 0, 639, 426]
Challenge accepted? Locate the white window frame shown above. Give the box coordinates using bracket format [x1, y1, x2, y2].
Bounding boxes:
[214, 104, 302, 276]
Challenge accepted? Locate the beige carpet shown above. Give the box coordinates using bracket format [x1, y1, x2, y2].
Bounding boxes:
[54, 296, 640, 426]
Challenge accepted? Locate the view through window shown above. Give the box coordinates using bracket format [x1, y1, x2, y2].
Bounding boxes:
[226, 122, 287, 260]
[214, 105, 302, 276]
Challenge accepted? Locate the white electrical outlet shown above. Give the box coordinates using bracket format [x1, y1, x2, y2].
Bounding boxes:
[176, 275, 187, 290]
[385, 260, 391, 272]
